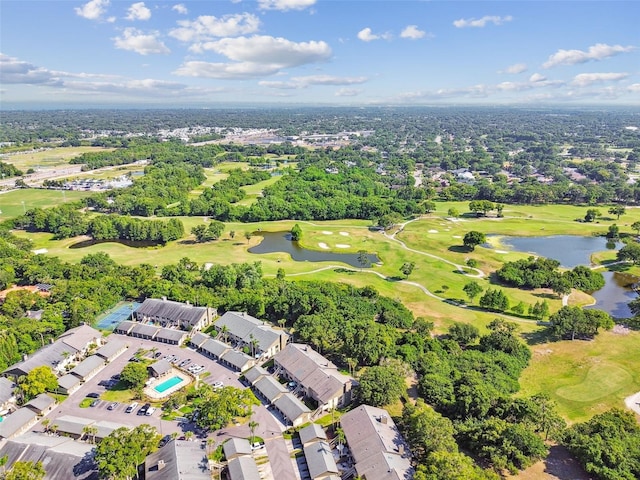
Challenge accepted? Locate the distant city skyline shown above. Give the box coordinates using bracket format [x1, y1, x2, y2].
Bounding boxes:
[1, 0, 638, 107]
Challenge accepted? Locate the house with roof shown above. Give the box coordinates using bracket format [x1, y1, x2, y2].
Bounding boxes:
[2, 324, 102, 379]
[273, 393, 311, 427]
[253, 375, 288, 404]
[188, 332, 208, 349]
[299, 423, 327, 447]
[223, 437, 252, 460]
[154, 327, 188, 345]
[148, 359, 172, 378]
[213, 311, 288, 360]
[145, 439, 211, 480]
[0, 408, 39, 439]
[24, 393, 56, 415]
[0, 377, 16, 415]
[95, 338, 128, 362]
[69, 355, 105, 382]
[340, 405, 413, 480]
[242, 365, 268, 385]
[304, 440, 340, 480]
[56, 373, 82, 395]
[227, 455, 260, 480]
[218, 350, 255, 373]
[53, 415, 130, 441]
[198, 337, 230, 360]
[274, 343, 357, 412]
[135, 298, 216, 332]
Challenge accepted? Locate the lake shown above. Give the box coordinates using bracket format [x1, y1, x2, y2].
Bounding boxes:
[249, 231, 380, 268]
[489, 235, 635, 318]
[69, 238, 163, 249]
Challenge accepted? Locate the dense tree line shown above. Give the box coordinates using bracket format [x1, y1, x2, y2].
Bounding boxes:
[497, 256, 605, 294]
[0, 161, 23, 178]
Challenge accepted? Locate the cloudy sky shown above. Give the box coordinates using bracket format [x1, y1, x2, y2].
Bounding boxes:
[1, 0, 638, 107]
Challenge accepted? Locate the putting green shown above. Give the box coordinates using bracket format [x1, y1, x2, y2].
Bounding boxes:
[555, 362, 632, 402]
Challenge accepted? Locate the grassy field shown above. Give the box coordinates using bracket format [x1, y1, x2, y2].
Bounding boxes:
[10, 200, 640, 422]
[3, 146, 114, 170]
[0, 189, 92, 218]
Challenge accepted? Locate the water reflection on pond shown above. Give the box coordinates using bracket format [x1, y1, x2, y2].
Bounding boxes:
[489, 235, 636, 318]
[249, 231, 380, 268]
[69, 238, 163, 249]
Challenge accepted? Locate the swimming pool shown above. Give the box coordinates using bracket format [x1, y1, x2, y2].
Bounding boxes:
[154, 375, 184, 393]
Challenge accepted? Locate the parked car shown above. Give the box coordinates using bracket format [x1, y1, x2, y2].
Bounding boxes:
[153, 351, 162, 358]
[251, 442, 265, 451]
[212, 381, 224, 389]
[146, 407, 156, 416]
[87, 392, 100, 398]
[90, 400, 99, 407]
[107, 402, 118, 410]
[159, 434, 172, 447]
[171, 357, 180, 364]
[138, 403, 151, 416]
[125, 402, 138, 413]
[179, 359, 191, 368]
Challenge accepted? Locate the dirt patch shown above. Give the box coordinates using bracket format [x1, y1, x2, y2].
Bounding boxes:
[336, 244, 350, 249]
[509, 445, 590, 480]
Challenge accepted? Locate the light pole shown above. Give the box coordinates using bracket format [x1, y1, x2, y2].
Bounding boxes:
[21, 201, 26, 214]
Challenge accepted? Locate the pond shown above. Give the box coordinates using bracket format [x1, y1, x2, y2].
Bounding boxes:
[488, 235, 636, 318]
[249, 231, 380, 268]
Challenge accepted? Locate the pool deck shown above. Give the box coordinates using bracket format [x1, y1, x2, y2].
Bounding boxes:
[144, 368, 192, 400]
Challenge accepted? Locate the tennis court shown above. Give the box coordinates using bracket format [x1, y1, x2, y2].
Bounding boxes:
[95, 301, 141, 330]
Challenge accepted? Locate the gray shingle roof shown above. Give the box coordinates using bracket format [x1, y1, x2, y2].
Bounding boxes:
[189, 332, 208, 347]
[227, 456, 260, 480]
[0, 377, 15, 405]
[304, 440, 339, 480]
[254, 376, 287, 403]
[57, 324, 102, 352]
[95, 338, 128, 360]
[136, 298, 207, 327]
[219, 350, 254, 372]
[243, 365, 268, 385]
[69, 355, 105, 379]
[223, 437, 252, 459]
[25, 393, 55, 413]
[52, 415, 93, 436]
[273, 393, 311, 424]
[57, 373, 81, 391]
[131, 323, 160, 338]
[0, 408, 38, 439]
[299, 423, 327, 446]
[114, 320, 136, 334]
[154, 328, 187, 343]
[340, 405, 413, 480]
[149, 359, 172, 377]
[214, 311, 287, 353]
[200, 338, 229, 358]
[145, 440, 211, 480]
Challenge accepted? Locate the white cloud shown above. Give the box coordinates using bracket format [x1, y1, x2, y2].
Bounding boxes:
[0, 54, 61, 85]
[571, 72, 629, 87]
[400, 25, 426, 40]
[543, 43, 635, 68]
[174, 61, 283, 79]
[629, 84, 640, 92]
[501, 63, 527, 74]
[529, 73, 546, 82]
[113, 28, 170, 55]
[259, 75, 367, 89]
[453, 15, 512, 28]
[126, 2, 151, 21]
[172, 4, 187, 15]
[335, 88, 362, 97]
[194, 35, 331, 66]
[75, 0, 110, 20]
[357, 27, 392, 42]
[258, 0, 316, 11]
[170, 13, 260, 42]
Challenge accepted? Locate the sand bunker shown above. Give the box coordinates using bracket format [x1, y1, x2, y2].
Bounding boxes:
[428, 229, 438, 233]
[32, 249, 48, 254]
[624, 392, 640, 416]
[336, 244, 350, 248]
[495, 250, 509, 254]
[318, 242, 330, 250]
[339, 231, 349, 236]
[452, 235, 462, 239]
[322, 231, 332, 235]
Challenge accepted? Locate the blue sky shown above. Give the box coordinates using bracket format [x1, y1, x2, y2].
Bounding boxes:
[1, 0, 638, 107]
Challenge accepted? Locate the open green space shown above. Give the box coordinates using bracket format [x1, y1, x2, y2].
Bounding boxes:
[3, 146, 114, 170]
[0, 188, 92, 219]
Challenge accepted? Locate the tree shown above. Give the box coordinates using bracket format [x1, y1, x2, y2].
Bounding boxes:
[400, 262, 415, 278]
[229, 230, 236, 239]
[248, 419, 259, 443]
[357, 250, 370, 268]
[357, 365, 405, 407]
[479, 289, 509, 312]
[120, 362, 148, 390]
[290, 223, 302, 241]
[462, 281, 483, 302]
[17, 366, 57, 403]
[617, 242, 640, 264]
[447, 207, 459, 218]
[530, 300, 550, 319]
[631, 221, 640, 235]
[95, 425, 160, 480]
[607, 223, 619, 239]
[5, 461, 46, 480]
[448, 322, 479, 346]
[244, 231, 252, 243]
[196, 385, 259, 431]
[463, 231, 486, 251]
[548, 306, 614, 340]
[608, 205, 626, 220]
[562, 409, 640, 480]
[469, 200, 494, 217]
[584, 208, 601, 222]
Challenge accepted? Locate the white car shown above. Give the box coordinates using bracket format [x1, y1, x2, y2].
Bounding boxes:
[146, 407, 156, 416]
[192, 366, 205, 374]
[212, 381, 224, 389]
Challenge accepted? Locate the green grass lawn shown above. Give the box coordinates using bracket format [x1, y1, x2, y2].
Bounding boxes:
[3, 146, 114, 170]
[0, 189, 92, 219]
